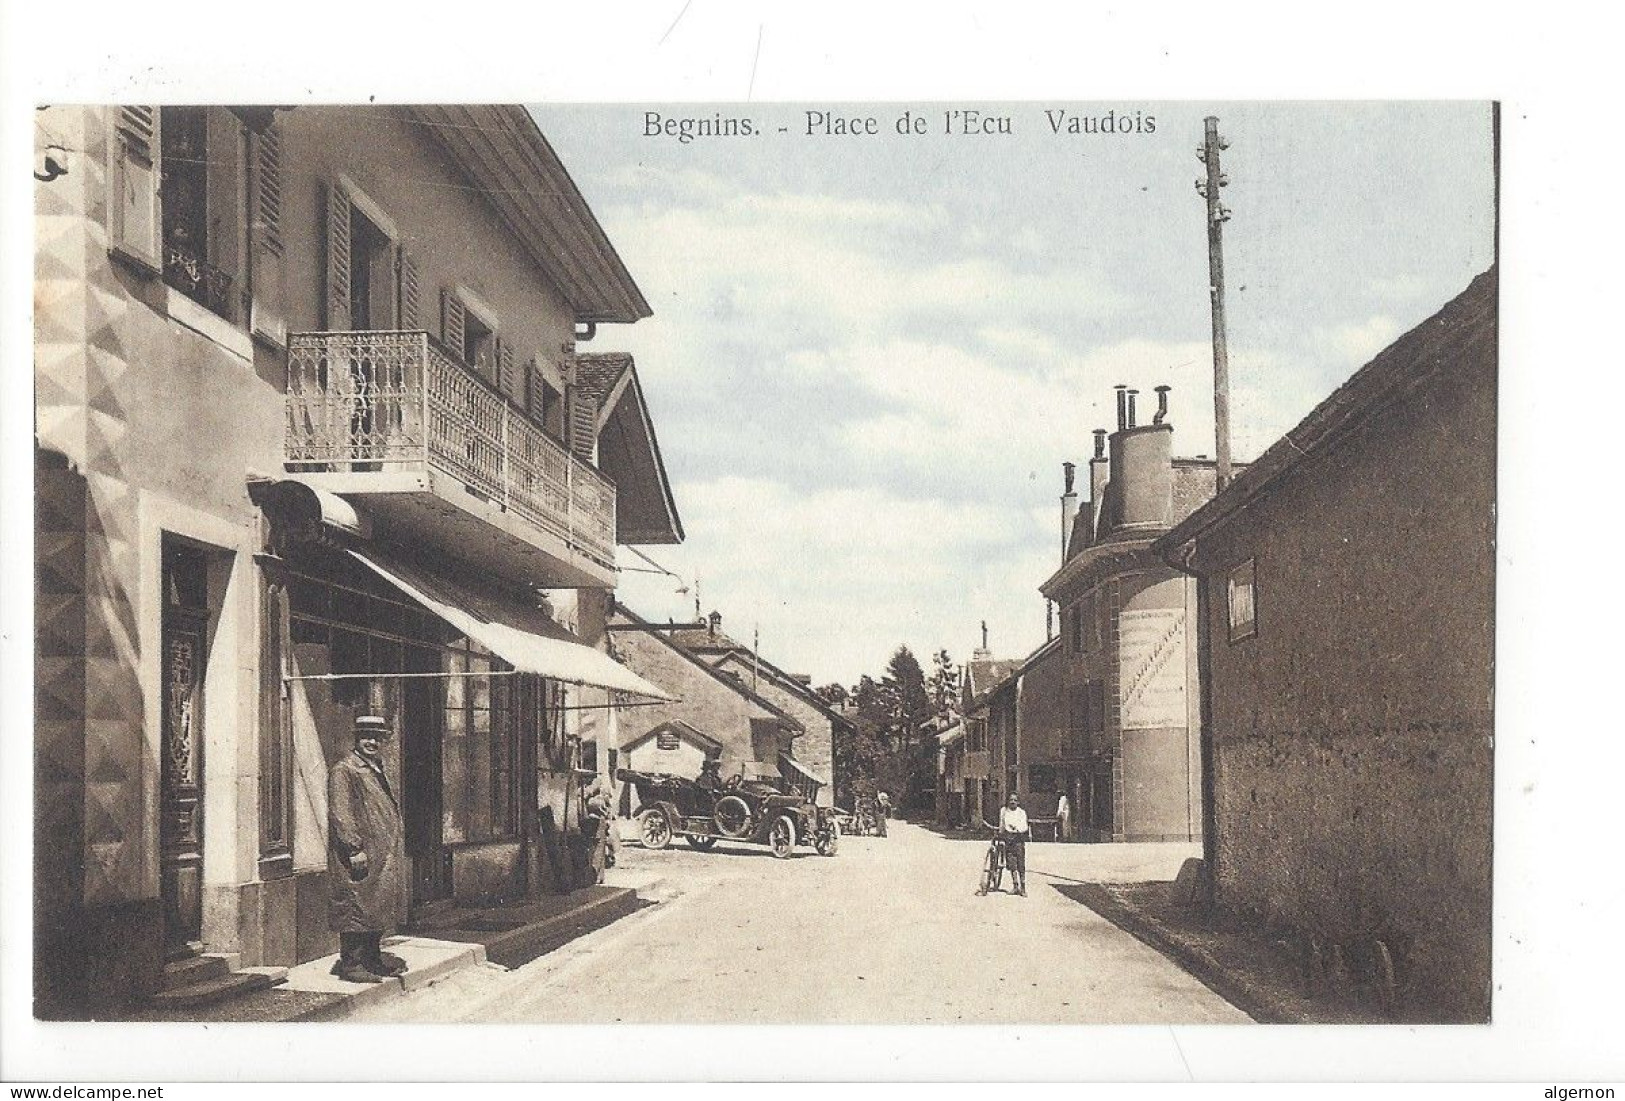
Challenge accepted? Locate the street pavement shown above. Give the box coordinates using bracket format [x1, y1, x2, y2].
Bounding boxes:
[352, 820, 1252, 1024]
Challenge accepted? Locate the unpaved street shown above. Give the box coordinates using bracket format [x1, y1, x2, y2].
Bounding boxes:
[357, 822, 1251, 1024]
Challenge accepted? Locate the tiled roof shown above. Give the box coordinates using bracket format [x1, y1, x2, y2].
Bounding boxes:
[573, 352, 633, 412]
[965, 658, 1021, 703]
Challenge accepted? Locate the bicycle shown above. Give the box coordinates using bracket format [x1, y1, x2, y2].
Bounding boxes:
[976, 830, 1007, 896]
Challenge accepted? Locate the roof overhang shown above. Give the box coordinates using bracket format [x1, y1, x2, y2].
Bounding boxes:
[1039, 536, 1160, 601]
[406, 105, 651, 325]
[594, 359, 684, 545]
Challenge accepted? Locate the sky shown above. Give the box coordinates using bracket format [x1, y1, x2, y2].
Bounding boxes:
[534, 101, 1496, 688]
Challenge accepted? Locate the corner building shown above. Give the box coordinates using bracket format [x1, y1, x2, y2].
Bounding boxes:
[34, 105, 681, 1016]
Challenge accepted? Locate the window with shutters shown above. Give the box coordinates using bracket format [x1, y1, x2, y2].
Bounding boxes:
[159, 107, 247, 321]
[347, 205, 394, 330]
[461, 313, 497, 386]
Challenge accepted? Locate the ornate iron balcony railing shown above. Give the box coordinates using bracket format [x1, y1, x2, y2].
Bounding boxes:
[285, 330, 615, 568]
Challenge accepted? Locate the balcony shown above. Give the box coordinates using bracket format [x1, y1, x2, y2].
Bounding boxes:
[284, 330, 617, 588]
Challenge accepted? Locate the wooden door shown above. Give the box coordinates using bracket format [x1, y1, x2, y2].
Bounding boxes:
[160, 541, 209, 957]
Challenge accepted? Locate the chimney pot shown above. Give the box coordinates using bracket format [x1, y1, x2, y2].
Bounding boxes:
[708, 610, 721, 637]
[1127, 389, 1139, 428]
[1062, 461, 1076, 495]
[1154, 384, 1171, 425]
[1093, 428, 1108, 459]
[1114, 385, 1128, 431]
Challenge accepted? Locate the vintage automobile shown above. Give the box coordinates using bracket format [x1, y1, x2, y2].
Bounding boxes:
[618, 768, 840, 858]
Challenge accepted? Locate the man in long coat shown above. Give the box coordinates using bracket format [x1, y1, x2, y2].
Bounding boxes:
[328, 715, 409, 982]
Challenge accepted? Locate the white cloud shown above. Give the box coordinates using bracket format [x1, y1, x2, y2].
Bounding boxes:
[1314, 315, 1401, 365]
[615, 477, 1057, 685]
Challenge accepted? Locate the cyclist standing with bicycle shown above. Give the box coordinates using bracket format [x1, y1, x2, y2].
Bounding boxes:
[998, 792, 1031, 896]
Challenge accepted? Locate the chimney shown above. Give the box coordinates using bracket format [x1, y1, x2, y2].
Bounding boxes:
[1114, 385, 1128, 431]
[1126, 388, 1139, 428]
[1108, 395, 1175, 531]
[1093, 429, 1107, 460]
[1060, 462, 1079, 561]
[708, 610, 721, 637]
[1153, 384, 1171, 425]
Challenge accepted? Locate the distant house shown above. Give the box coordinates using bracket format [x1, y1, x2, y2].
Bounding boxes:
[608, 607, 813, 805]
[933, 720, 967, 828]
[959, 633, 1022, 827]
[619, 720, 723, 790]
[1154, 268, 1497, 1022]
[660, 611, 847, 807]
[1037, 385, 1230, 842]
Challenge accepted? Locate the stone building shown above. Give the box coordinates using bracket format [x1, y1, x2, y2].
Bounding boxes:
[34, 105, 681, 1016]
[607, 607, 811, 798]
[1154, 268, 1497, 1022]
[958, 634, 1021, 828]
[1036, 386, 1228, 842]
[655, 611, 846, 806]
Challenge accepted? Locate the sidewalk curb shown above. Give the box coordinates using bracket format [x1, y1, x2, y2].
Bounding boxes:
[1069, 884, 1301, 1025]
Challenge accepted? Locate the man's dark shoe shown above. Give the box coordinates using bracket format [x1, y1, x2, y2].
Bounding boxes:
[369, 950, 408, 977]
[332, 962, 385, 984]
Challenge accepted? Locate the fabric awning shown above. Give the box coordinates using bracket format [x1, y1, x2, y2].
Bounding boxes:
[778, 753, 830, 788]
[349, 547, 676, 701]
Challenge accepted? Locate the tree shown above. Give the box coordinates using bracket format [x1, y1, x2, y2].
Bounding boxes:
[927, 648, 961, 722]
[815, 681, 849, 708]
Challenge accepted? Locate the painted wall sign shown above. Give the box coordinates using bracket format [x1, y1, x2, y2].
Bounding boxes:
[1118, 608, 1188, 730]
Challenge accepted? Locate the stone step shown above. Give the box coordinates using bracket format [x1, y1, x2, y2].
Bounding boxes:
[160, 952, 233, 991]
[147, 969, 281, 1010]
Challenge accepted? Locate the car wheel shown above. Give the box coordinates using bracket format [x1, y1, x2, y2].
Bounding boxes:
[686, 834, 718, 851]
[815, 818, 840, 857]
[768, 814, 797, 859]
[638, 808, 673, 850]
[713, 795, 754, 839]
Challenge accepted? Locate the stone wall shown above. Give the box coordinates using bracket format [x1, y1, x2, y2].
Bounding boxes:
[1191, 333, 1495, 1021]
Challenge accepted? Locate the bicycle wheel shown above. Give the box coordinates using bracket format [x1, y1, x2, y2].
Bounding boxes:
[979, 845, 1000, 894]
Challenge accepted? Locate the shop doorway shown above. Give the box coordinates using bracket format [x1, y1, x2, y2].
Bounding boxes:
[402, 649, 451, 907]
[159, 538, 211, 959]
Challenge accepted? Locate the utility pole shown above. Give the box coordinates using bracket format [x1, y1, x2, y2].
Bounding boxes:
[1196, 116, 1234, 490]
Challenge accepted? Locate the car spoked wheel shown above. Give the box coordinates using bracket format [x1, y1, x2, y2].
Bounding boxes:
[638, 808, 673, 850]
[713, 795, 754, 839]
[815, 817, 840, 857]
[768, 814, 797, 859]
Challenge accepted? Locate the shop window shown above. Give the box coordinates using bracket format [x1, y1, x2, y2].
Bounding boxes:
[1227, 558, 1257, 642]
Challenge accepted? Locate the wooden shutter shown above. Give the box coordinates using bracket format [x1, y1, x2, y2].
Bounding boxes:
[322, 181, 352, 331]
[567, 384, 597, 462]
[527, 359, 548, 423]
[249, 121, 287, 343]
[497, 340, 520, 403]
[108, 106, 162, 273]
[397, 249, 422, 330]
[440, 289, 465, 360]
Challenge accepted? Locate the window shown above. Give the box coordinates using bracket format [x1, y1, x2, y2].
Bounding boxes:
[347, 205, 394, 330]
[462, 311, 496, 385]
[160, 107, 246, 320]
[581, 738, 599, 773]
[536, 377, 565, 442]
[1070, 603, 1084, 653]
[1227, 558, 1257, 642]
